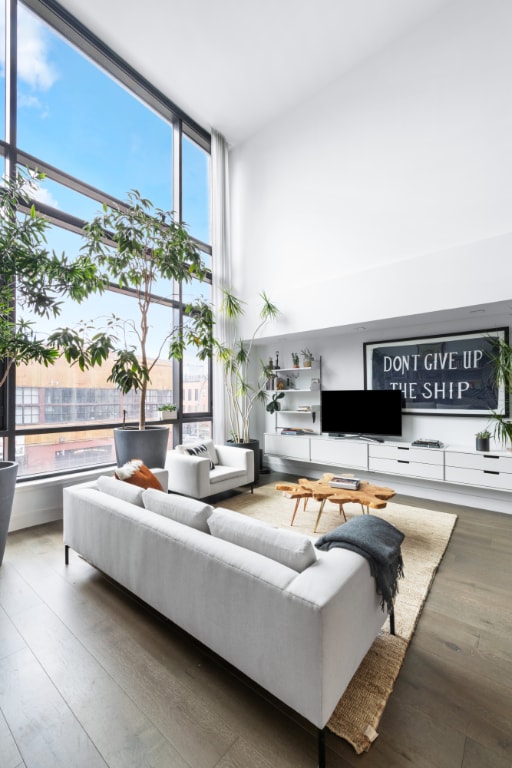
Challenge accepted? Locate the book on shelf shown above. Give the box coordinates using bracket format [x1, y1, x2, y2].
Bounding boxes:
[280, 427, 314, 435]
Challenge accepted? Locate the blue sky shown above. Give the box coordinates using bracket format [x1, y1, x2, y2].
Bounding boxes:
[4, 4, 212, 360]
[11, 4, 210, 241]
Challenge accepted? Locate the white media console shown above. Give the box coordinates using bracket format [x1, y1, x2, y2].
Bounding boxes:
[264, 433, 512, 513]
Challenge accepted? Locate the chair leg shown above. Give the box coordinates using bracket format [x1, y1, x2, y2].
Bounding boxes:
[318, 727, 326, 768]
[64, 545, 69, 565]
[389, 607, 396, 635]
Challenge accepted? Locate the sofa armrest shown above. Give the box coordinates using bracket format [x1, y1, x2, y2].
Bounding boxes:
[165, 451, 211, 497]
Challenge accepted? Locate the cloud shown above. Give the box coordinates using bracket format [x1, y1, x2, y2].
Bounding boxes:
[26, 172, 60, 209]
[17, 6, 59, 91]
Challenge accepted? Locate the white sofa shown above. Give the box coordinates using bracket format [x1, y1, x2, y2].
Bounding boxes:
[63, 472, 390, 766]
[165, 439, 254, 498]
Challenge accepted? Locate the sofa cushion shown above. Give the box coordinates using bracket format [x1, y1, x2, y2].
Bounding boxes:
[143, 489, 214, 532]
[114, 459, 163, 490]
[97, 475, 145, 507]
[208, 508, 317, 573]
[176, 439, 218, 469]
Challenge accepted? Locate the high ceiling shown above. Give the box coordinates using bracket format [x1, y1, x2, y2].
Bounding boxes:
[58, 0, 454, 146]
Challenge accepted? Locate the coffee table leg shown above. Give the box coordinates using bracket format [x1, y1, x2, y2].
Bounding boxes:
[314, 500, 326, 533]
[290, 498, 301, 526]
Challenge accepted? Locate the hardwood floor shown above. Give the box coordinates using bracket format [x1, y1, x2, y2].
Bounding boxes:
[1, 473, 511, 768]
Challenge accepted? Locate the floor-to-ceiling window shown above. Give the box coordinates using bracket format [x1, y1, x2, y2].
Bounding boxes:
[1, 0, 212, 477]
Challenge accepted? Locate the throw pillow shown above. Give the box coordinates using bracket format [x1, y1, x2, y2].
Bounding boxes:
[96, 475, 145, 507]
[142, 489, 214, 533]
[115, 459, 163, 491]
[207, 508, 317, 573]
[176, 439, 218, 470]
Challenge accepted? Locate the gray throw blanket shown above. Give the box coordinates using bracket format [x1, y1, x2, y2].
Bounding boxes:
[315, 515, 405, 612]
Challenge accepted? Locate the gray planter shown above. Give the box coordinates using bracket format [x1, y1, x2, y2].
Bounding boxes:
[114, 426, 170, 469]
[0, 461, 18, 566]
[476, 437, 490, 452]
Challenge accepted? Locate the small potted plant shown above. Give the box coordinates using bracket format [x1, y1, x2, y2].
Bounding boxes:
[157, 404, 178, 422]
[291, 352, 299, 368]
[301, 348, 314, 367]
[266, 391, 285, 415]
[475, 430, 491, 452]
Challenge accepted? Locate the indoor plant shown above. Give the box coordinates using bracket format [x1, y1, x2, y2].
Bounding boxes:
[65, 189, 215, 468]
[475, 430, 491, 452]
[0, 169, 108, 564]
[157, 403, 178, 421]
[291, 352, 299, 368]
[266, 391, 285, 415]
[301, 347, 314, 367]
[486, 335, 512, 451]
[218, 289, 280, 479]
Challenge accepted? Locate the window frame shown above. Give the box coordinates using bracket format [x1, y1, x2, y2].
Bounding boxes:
[1, 0, 214, 478]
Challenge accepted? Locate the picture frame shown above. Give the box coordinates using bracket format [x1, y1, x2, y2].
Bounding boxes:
[364, 328, 509, 416]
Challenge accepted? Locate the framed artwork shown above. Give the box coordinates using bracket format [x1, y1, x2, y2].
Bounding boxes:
[364, 328, 509, 416]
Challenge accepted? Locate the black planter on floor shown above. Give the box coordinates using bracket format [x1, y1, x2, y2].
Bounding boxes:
[227, 438, 260, 483]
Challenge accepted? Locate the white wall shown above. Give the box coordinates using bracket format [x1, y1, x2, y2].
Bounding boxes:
[254, 311, 511, 451]
[230, 0, 512, 339]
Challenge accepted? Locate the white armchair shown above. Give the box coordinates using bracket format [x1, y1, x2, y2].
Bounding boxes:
[165, 439, 254, 499]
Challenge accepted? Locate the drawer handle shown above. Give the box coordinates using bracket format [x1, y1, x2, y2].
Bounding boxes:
[483, 454, 499, 460]
[398, 460, 410, 464]
[397, 446, 410, 451]
[483, 470, 500, 475]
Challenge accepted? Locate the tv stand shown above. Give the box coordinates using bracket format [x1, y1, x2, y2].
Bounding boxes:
[328, 433, 384, 444]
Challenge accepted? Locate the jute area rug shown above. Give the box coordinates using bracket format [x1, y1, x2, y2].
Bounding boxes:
[215, 482, 458, 754]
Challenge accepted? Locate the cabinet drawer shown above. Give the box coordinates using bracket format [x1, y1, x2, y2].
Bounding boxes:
[310, 438, 368, 470]
[264, 434, 310, 461]
[369, 444, 444, 465]
[445, 450, 512, 473]
[445, 466, 512, 491]
[369, 456, 444, 480]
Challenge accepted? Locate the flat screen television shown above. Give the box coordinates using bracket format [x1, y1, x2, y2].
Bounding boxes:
[320, 389, 403, 442]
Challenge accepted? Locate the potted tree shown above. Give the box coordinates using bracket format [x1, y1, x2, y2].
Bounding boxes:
[0, 170, 108, 565]
[218, 289, 280, 480]
[65, 190, 215, 468]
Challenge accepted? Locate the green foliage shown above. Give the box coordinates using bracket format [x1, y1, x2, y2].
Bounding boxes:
[485, 335, 512, 448]
[218, 288, 280, 443]
[266, 391, 285, 415]
[73, 190, 215, 429]
[0, 169, 108, 391]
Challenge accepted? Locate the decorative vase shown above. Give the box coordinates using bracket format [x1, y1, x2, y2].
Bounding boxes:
[475, 437, 490, 452]
[114, 426, 170, 469]
[0, 461, 18, 566]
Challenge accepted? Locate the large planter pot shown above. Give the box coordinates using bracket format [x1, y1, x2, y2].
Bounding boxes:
[114, 426, 170, 469]
[227, 438, 260, 483]
[0, 461, 18, 566]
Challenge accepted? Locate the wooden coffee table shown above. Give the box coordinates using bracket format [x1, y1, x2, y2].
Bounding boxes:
[276, 473, 395, 532]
